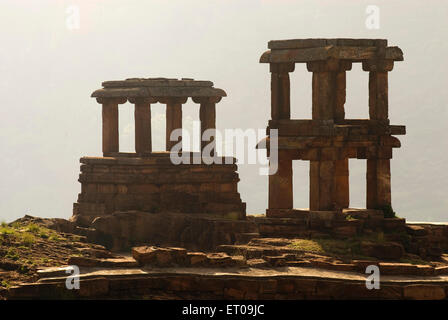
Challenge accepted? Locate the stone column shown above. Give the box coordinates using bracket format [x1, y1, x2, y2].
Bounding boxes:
[310, 160, 335, 211]
[268, 150, 294, 211]
[268, 63, 295, 213]
[270, 63, 295, 120]
[307, 60, 351, 210]
[333, 63, 351, 209]
[160, 97, 187, 151]
[97, 97, 126, 156]
[363, 60, 394, 209]
[334, 158, 350, 209]
[129, 97, 156, 154]
[193, 96, 219, 154]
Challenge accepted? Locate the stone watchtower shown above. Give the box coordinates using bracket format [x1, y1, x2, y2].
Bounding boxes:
[72, 78, 246, 224]
[259, 39, 405, 218]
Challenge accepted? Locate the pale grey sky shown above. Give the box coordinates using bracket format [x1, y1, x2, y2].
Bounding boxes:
[1, 0, 447, 222]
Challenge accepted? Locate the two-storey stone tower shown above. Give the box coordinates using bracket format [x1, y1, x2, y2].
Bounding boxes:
[259, 39, 405, 218]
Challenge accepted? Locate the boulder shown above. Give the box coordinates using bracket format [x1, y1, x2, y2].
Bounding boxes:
[131, 246, 187, 267]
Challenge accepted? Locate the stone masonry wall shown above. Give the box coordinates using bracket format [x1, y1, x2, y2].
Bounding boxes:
[73, 156, 246, 222]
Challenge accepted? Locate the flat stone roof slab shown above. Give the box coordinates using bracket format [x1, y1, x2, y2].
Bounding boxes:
[92, 77, 226, 99]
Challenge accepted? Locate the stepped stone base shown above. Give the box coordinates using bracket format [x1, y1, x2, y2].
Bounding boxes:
[72, 153, 246, 223]
[262, 208, 406, 238]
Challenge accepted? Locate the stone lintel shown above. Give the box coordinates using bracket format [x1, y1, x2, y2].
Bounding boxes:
[260, 46, 403, 64]
[92, 87, 226, 99]
[258, 138, 396, 160]
[268, 38, 388, 50]
[80, 154, 238, 165]
[102, 78, 214, 88]
[267, 121, 405, 137]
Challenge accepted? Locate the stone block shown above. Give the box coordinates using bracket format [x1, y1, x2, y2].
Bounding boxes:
[383, 218, 406, 232]
[187, 252, 208, 266]
[131, 246, 187, 267]
[403, 285, 446, 300]
[360, 241, 404, 260]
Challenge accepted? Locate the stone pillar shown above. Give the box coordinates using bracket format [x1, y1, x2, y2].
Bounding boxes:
[334, 70, 346, 121]
[367, 159, 391, 209]
[97, 97, 126, 156]
[129, 97, 156, 154]
[363, 60, 394, 209]
[268, 150, 294, 211]
[333, 65, 351, 209]
[268, 63, 295, 213]
[270, 63, 295, 120]
[310, 160, 335, 211]
[161, 97, 187, 151]
[334, 158, 350, 209]
[307, 60, 351, 210]
[193, 96, 219, 154]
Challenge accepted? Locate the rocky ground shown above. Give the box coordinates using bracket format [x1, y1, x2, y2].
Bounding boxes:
[0, 216, 112, 299]
[3, 215, 448, 299]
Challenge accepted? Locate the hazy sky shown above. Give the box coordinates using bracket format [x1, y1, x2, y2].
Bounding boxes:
[1, 0, 447, 223]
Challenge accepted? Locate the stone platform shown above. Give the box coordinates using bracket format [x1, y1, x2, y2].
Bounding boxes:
[72, 153, 246, 224]
[8, 264, 448, 300]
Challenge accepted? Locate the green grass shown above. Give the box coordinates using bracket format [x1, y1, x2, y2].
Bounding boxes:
[289, 232, 393, 260]
[0, 225, 16, 236]
[289, 238, 360, 257]
[5, 248, 19, 261]
[25, 223, 41, 234]
[21, 233, 35, 247]
[1, 280, 11, 289]
[49, 234, 65, 242]
[0, 221, 65, 246]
